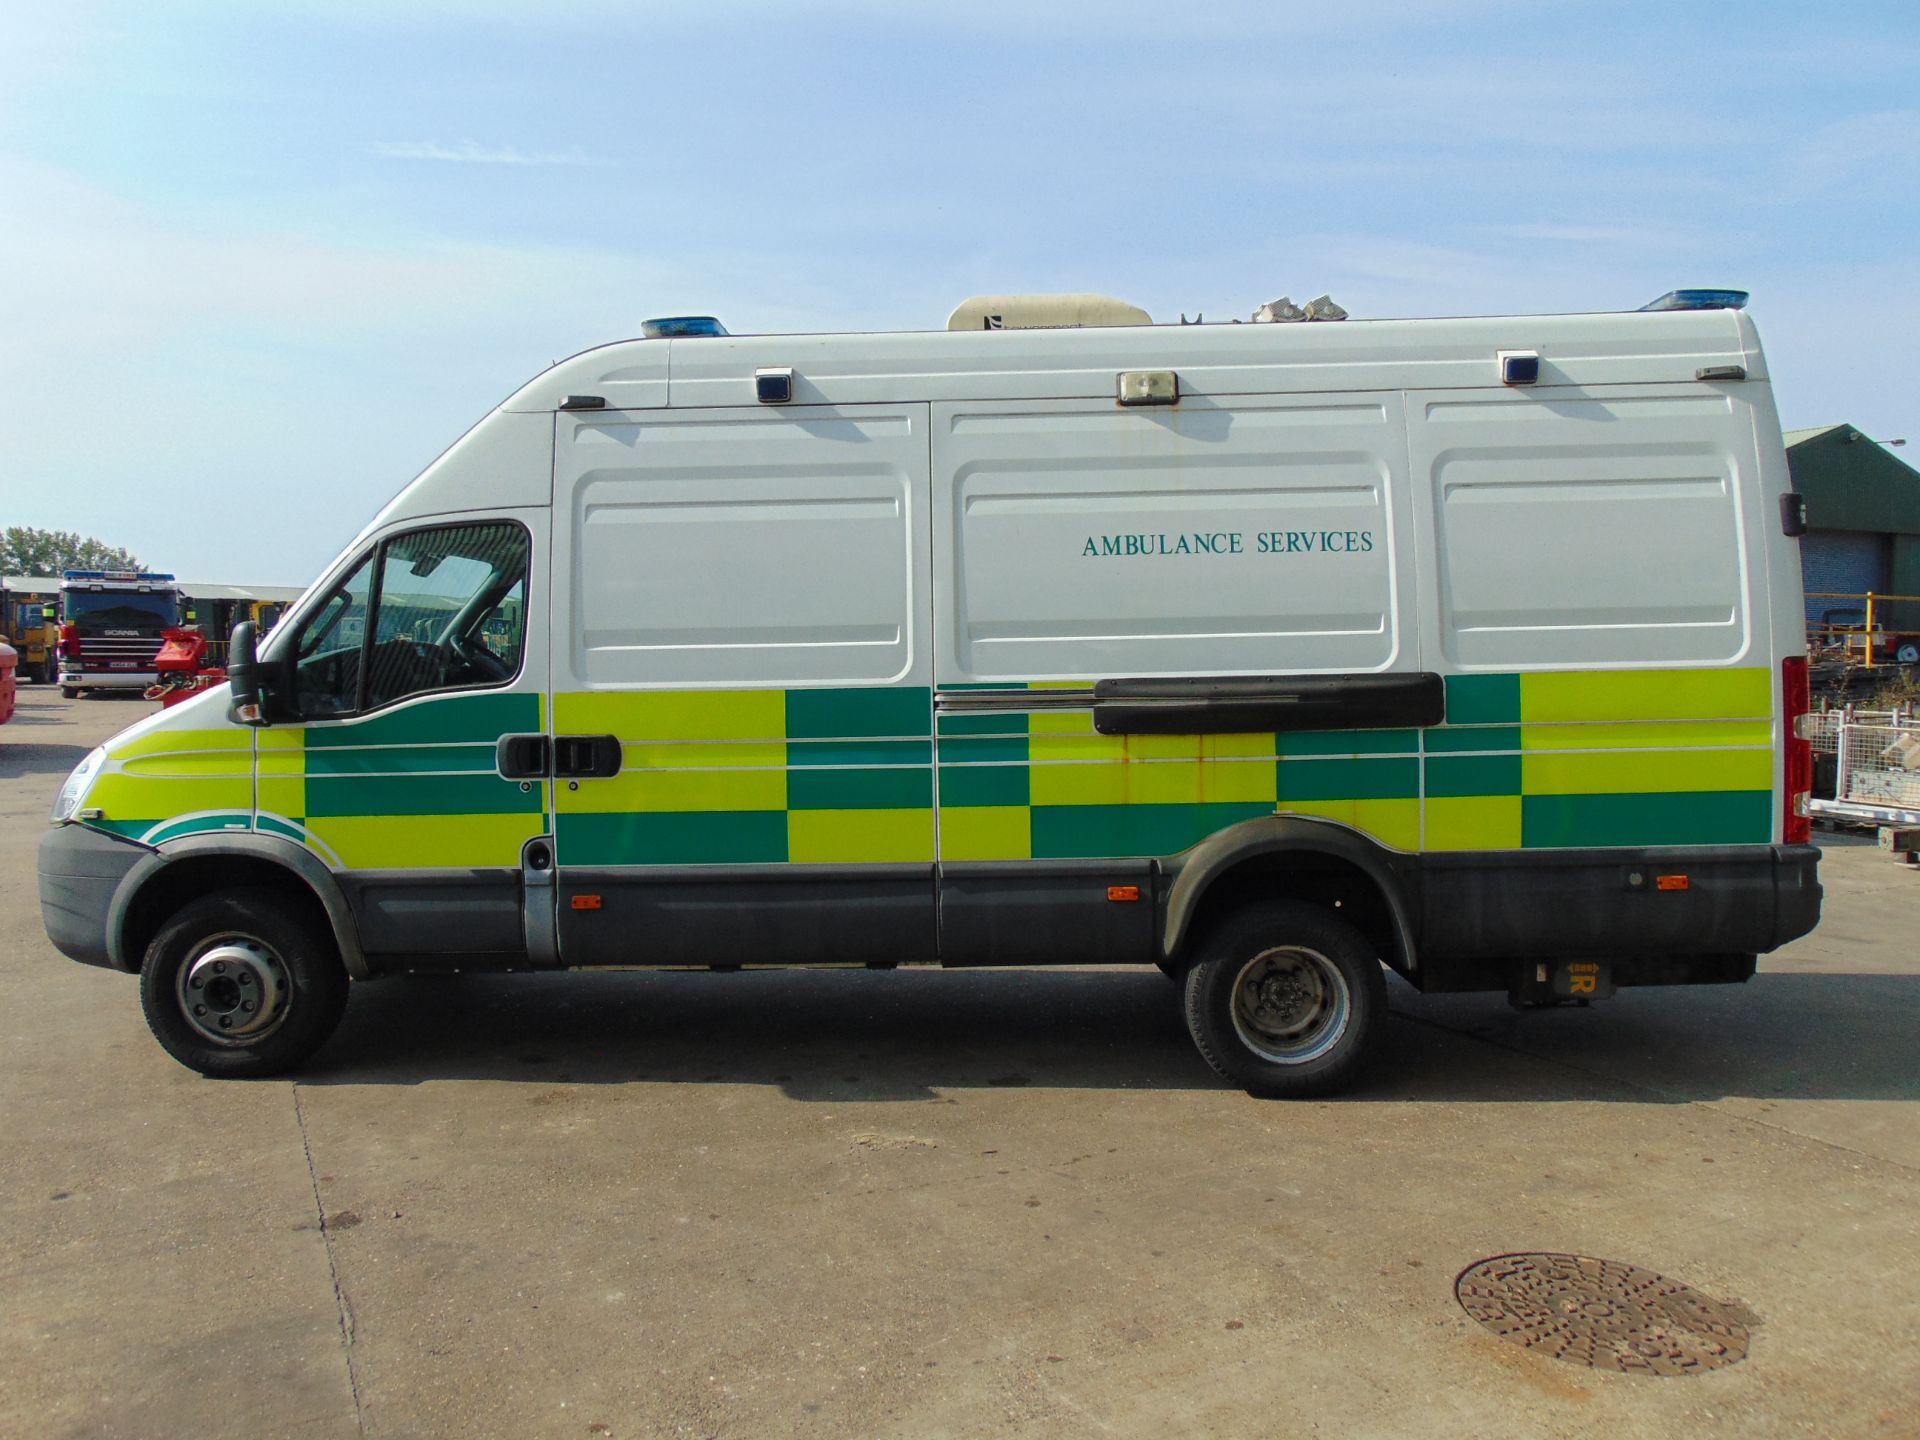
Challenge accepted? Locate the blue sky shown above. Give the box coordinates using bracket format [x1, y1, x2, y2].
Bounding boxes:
[3, 1, 1917, 584]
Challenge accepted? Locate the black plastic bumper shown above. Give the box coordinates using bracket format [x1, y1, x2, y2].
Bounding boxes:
[1409, 844, 1821, 993]
[38, 824, 148, 970]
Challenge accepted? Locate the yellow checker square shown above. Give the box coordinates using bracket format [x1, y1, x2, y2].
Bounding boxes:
[118, 750, 253, 780]
[1277, 798, 1420, 852]
[1029, 757, 1276, 807]
[1521, 668, 1771, 725]
[90, 773, 253, 819]
[623, 740, 786, 772]
[1028, 730, 1125, 763]
[557, 689, 786, 742]
[1028, 708, 1097, 734]
[1424, 795, 1522, 851]
[788, 808, 935, 864]
[1521, 719, 1774, 752]
[256, 776, 304, 817]
[562, 763, 786, 814]
[939, 805, 1032, 861]
[257, 748, 305, 777]
[1201, 732, 1277, 760]
[1522, 747, 1771, 796]
[306, 814, 543, 870]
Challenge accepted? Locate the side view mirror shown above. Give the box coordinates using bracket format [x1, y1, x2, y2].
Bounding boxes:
[226, 619, 265, 725]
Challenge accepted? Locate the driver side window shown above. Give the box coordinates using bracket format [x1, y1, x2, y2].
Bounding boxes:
[291, 520, 531, 718]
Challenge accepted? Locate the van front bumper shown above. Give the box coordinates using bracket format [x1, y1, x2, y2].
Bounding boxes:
[39, 824, 148, 970]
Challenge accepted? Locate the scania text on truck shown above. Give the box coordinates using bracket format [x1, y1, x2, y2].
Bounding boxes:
[37, 289, 1823, 1095]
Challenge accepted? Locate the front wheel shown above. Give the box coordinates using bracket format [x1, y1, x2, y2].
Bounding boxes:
[139, 889, 349, 1077]
[1180, 901, 1386, 1098]
[60, 685, 79, 699]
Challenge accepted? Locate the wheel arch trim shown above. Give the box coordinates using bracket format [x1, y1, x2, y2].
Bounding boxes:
[1160, 815, 1420, 972]
[107, 833, 370, 979]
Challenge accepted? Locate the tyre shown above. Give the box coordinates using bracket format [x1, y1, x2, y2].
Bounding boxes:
[1180, 901, 1386, 1098]
[139, 888, 349, 1077]
[60, 685, 79, 699]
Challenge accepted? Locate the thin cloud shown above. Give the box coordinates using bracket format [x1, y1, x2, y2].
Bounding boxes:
[370, 139, 594, 166]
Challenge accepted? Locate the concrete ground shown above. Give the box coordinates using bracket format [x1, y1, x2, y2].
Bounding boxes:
[2, 685, 1916, 1439]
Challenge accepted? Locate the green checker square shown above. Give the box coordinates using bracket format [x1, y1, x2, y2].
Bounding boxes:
[1275, 729, 1418, 757]
[1423, 725, 1521, 754]
[786, 686, 932, 739]
[937, 711, 1031, 737]
[937, 736, 1029, 765]
[787, 766, 933, 810]
[1275, 756, 1419, 802]
[1521, 791, 1771, 849]
[1444, 674, 1521, 726]
[305, 772, 543, 819]
[1424, 753, 1522, 797]
[1031, 802, 1273, 859]
[559, 810, 788, 865]
[787, 738, 932, 767]
[938, 763, 1030, 807]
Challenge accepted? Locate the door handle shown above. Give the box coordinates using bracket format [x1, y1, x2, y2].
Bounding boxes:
[496, 733, 550, 779]
[554, 734, 622, 779]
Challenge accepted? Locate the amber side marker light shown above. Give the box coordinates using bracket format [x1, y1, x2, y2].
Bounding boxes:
[1655, 875, 1691, 892]
[1107, 885, 1141, 902]
[571, 895, 604, 911]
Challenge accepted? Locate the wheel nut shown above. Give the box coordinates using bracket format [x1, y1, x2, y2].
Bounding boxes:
[238, 973, 252, 986]
[190, 976, 204, 989]
[194, 1005, 207, 1016]
[242, 1001, 254, 1013]
[219, 1016, 231, 1028]
[213, 962, 226, 975]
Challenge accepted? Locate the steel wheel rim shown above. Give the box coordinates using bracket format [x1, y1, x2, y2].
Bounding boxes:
[175, 934, 292, 1046]
[1229, 945, 1351, 1065]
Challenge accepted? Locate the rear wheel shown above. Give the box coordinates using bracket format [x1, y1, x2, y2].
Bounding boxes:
[139, 889, 349, 1077]
[1180, 901, 1386, 1098]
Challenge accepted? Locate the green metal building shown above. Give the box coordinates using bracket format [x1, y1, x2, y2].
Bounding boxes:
[1786, 425, 1920, 634]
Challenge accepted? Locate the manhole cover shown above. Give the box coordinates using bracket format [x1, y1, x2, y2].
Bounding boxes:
[1456, 1253, 1755, 1376]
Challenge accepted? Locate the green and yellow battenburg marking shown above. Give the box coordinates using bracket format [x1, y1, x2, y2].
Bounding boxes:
[554, 687, 935, 865]
[84, 724, 256, 845]
[937, 667, 1775, 861]
[256, 692, 546, 869]
[76, 667, 1778, 869]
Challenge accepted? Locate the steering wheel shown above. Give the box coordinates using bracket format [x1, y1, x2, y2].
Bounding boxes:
[452, 633, 511, 681]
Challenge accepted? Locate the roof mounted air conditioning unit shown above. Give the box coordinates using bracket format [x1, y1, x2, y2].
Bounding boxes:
[947, 293, 1153, 331]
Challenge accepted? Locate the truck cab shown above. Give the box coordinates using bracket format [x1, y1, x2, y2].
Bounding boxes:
[57, 571, 182, 697]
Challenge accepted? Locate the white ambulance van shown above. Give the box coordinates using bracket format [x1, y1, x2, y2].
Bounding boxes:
[39, 291, 1822, 1096]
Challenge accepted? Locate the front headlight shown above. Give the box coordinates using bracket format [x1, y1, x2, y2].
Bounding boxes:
[50, 746, 106, 824]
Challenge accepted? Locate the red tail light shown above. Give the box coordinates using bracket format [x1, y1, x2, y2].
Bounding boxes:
[1782, 655, 1811, 845]
[58, 622, 80, 657]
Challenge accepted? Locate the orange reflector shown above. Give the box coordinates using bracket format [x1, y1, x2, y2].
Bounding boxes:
[1655, 874, 1690, 892]
[1107, 885, 1141, 902]
[571, 894, 603, 911]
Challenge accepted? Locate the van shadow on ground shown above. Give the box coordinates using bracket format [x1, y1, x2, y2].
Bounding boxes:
[301, 965, 1920, 1106]
[0, 741, 94, 779]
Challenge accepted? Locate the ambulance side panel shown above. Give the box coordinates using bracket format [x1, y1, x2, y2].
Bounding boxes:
[548, 403, 939, 967]
[928, 393, 1422, 963]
